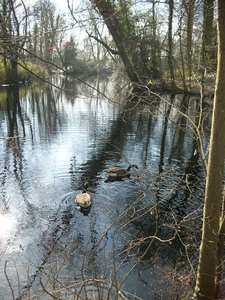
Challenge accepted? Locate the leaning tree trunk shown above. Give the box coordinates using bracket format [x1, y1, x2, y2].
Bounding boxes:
[91, 0, 140, 84]
[194, 1, 225, 299]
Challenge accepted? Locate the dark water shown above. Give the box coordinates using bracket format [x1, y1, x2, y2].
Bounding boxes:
[0, 79, 210, 299]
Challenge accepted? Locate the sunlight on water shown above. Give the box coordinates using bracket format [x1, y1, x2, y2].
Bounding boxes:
[0, 214, 14, 236]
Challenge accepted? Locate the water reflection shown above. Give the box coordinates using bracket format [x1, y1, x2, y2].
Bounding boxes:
[76, 204, 93, 216]
[0, 79, 210, 299]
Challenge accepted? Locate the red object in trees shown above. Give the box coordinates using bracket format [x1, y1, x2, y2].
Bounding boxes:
[47, 42, 69, 50]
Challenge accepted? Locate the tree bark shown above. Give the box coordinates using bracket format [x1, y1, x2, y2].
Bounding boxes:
[167, 0, 176, 89]
[202, 0, 215, 70]
[201, 0, 215, 90]
[91, 0, 140, 84]
[185, 0, 195, 89]
[194, 0, 225, 299]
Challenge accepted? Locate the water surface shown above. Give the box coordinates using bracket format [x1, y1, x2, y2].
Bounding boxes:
[0, 79, 209, 299]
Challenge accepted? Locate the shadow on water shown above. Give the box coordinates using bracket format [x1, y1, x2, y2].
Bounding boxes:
[0, 80, 211, 299]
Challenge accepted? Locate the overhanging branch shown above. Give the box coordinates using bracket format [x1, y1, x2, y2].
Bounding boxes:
[88, 34, 119, 55]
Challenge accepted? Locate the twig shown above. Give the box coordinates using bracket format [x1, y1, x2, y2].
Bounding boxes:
[40, 278, 66, 300]
[0, 135, 20, 140]
[4, 261, 16, 300]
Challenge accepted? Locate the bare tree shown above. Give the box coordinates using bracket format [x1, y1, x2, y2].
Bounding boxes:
[184, 0, 195, 89]
[167, 0, 176, 89]
[194, 0, 225, 299]
[201, 0, 216, 91]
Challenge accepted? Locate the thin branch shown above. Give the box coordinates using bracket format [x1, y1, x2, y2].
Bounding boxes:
[88, 34, 119, 55]
[4, 261, 16, 300]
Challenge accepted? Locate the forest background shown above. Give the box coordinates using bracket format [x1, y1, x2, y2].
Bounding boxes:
[0, 0, 216, 94]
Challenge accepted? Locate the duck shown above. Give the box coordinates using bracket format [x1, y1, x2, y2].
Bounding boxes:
[75, 182, 92, 208]
[107, 165, 138, 179]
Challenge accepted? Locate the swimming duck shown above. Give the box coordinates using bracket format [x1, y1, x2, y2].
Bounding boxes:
[107, 165, 138, 179]
[75, 182, 92, 208]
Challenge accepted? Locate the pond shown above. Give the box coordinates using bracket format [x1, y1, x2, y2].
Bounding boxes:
[0, 78, 211, 299]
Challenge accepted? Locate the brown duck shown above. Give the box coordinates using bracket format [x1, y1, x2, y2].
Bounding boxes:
[107, 165, 138, 179]
[75, 182, 92, 208]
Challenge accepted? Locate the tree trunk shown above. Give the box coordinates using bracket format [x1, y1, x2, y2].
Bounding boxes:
[167, 0, 176, 90]
[185, 0, 195, 89]
[194, 1, 225, 299]
[201, 0, 215, 89]
[150, 0, 161, 80]
[91, 0, 140, 84]
[178, 7, 187, 91]
[9, 59, 19, 83]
